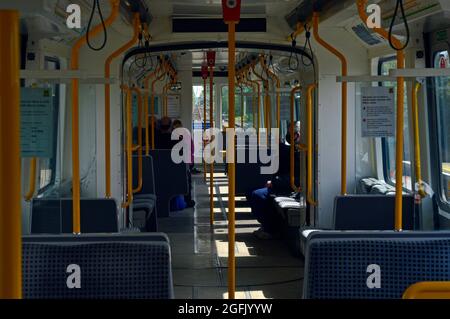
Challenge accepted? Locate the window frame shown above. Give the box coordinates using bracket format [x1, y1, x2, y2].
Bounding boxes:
[37, 56, 60, 195]
[377, 55, 412, 190]
[428, 47, 450, 213]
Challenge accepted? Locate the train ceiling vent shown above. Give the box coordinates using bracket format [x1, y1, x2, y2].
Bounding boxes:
[349, 22, 384, 46]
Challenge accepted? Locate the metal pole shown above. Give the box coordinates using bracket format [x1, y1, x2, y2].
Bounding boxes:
[0, 9, 22, 299]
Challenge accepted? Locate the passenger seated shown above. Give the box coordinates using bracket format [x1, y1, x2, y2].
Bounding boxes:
[155, 116, 175, 149]
[248, 121, 303, 239]
[172, 119, 195, 208]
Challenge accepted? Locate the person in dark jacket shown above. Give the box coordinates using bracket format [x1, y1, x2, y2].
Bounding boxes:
[248, 121, 303, 239]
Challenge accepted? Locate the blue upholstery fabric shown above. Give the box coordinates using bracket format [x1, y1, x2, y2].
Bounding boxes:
[22, 234, 173, 299]
[303, 231, 450, 299]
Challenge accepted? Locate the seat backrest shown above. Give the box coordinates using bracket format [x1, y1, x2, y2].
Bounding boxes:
[235, 146, 276, 196]
[22, 234, 173, 299]
[31, 198, 118, 234]
[148, 149, 188, 217]
[333, 195, 417, 230]
[133, 155, 156, 195]
[303, 231, 450, 299]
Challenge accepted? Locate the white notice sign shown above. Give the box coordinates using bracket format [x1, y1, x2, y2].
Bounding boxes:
[20, 87, 54, 158]
[167, 95, 181, 118]
[361, 87, 395, 137]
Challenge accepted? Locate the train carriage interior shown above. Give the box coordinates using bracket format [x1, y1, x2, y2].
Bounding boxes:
[2, 0, 450, 300]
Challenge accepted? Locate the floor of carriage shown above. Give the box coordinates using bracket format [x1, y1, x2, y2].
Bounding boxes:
[158, 167, 304, 299]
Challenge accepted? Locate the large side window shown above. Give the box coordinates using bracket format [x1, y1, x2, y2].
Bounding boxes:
[433, 50, 450, 204]
[378, 56, 412, 190]
[37, 56, 60, 193]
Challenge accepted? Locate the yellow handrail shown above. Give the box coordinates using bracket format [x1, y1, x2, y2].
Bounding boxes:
[412, 82, 426, 198]
[357, 0, 406, 231]
[151, 64, 166, 141]
[290, 85, 302, 192]
[24, 157, 37, 201]
[260, 56, 281, 128]
[122, 85, 133, 208]
[209, 63, 215, 226]
[147, 62, 164, 150]
[247, 75, 261, 143]
[0, 9, 22, 299]
[104, 12, 139, 198]
[70, 0, 120, 233]
[131, 86, 143, 193]
[307, 83, 318, 206]
[403, 282, 450, 299]
[313, 11, 348, 196]
[288, 22, 305, 41]
[239, 83, 244, 128]
[252, 64, 270, 144]
[226, 19, 237, 300]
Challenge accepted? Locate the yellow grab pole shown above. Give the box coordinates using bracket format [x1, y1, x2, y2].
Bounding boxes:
[357, 0, 405, 231]
[104, 12, 139, 197]
[226, 20, 237, 300]
[131, 87, 143, 193]
[70, 0, 120, 233]
[209, 64, 215, 226]
[288, 22, 305, 42]
[290, 85, 302, 192]
[144, 87, 149, 155]
[412, 82, 425, 198]
[248, 77, 261, 143]
[313, 11, 348, 196]
[0, 9, 22, 299]
[150, 64, 165, 149]
[252, 65, 269, 145]
[143, 63, 163, 152]
[260, 56, 281, 128]
[122, 86, 133, 208]
[307, 83, 318, 206]
[24, 158, 37, 201]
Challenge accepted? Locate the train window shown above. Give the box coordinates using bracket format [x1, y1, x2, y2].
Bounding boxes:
[37, 57, 60, 193]
[221, 85, 254, 129]
[378, 56, 412, 190]
[433, 50, 450, 203]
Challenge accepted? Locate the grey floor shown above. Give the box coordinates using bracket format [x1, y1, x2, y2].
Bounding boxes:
[158, 169, 304, 299]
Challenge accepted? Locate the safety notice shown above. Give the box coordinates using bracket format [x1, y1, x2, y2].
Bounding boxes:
[361, 87, 395, 137]
[20, 87, 54, 158]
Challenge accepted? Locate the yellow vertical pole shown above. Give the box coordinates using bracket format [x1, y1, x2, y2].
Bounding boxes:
[24, 158, 37, 201]
[290, 85, 302, 192]
[0, 9, 22, 299]
[131, 87, 143, 193]
[226, 20, 237, 300]
[104, 11, 138, 197]
[357, 0, 405, 231]
[307, 84, 318, 206]
[121, 86, 133, 208]
[144, 88, 149, 155]
[70, 0, 120, 233]
[412, 82, 425, 197]
[209, 65, 215, 226]
[312, 12, 348, 196]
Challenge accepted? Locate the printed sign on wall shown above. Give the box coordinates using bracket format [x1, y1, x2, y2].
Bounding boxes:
[20, 87, 54, 158]
[361, 87, 395, 138]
